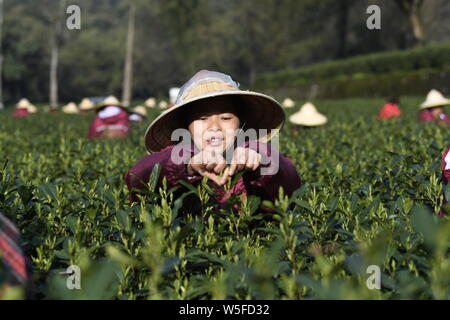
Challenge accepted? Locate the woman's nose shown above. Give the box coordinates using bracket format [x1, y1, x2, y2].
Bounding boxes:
[207, 116, 221, 130]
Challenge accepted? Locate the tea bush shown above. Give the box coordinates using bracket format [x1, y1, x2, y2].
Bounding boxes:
[0, 98, 449, 300]
[256, 44, 450, 87]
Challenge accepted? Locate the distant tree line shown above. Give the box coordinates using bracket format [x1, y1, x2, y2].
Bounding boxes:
[1, 0, 449, 106]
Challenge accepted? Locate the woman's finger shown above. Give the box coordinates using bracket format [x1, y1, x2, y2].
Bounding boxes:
[245, 152, 255, 170]
[229, 159, 238, 176]
[218, 167, 230, 186]
[198, 168, 222, 185]
[213, 161, 227, 174]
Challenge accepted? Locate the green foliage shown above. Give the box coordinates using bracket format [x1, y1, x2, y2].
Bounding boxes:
[256, 44, 450, 96]
[0, 98, 450, 299]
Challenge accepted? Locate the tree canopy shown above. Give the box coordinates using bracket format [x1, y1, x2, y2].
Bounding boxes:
[2, 0, 449, 105]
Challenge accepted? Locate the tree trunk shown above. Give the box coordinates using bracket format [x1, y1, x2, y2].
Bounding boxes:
[0, 0, 4, 110]
[394, 0, 426, 46]
[49, 43, 59, 110]
[336, 0, 349, 58]
[122, 3, 135, 107]
[409, 6, 425, 45]
[49, 0, 65, 110]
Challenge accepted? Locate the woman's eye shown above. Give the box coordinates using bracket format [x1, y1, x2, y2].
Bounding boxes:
[221, 117, 231, 120]
[200, 117, 208, 120]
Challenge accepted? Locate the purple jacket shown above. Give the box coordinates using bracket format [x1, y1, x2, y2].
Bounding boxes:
[418, 110, 450, 125]
[125, 141, 301, 209]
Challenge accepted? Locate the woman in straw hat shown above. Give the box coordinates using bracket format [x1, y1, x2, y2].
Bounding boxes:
[87, 96, 130, 138]
[288, 102, 327, 129]
[145, 97, 156, 108]
[12, 99, 37, 118]
[282, 98, 295, 108]
[79, 98, 95, 114]
[125, 70, 301, 210]
[129, 105, 147, 122]
[62, 102, 79, 114]
[418, 89, 450, 125]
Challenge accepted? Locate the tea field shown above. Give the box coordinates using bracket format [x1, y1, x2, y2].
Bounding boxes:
[1, 97, 449, 300]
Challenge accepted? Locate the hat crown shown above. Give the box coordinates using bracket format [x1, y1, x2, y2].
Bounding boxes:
[133, 105, 147, 115]
[145, 97, 156, 107]
[63, 102, 79, 113]
[282, 98, 295, 107]
[176, 70, 240, 105]
[17, 98, 31, 108]
[79, 98, 94, 109]
[420, 89, 450, 108]
[103, 95, 121, 106]
[427, 89, 445, 101]
[300, 102, 318, 114]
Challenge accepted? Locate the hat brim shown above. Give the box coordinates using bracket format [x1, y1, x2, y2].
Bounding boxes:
[420, 101, 450, 109]
[79, 105, 96, 111]
[289, 113, 327, 126]
[144, 91, 285, 153]
[95, 102, 127, 110]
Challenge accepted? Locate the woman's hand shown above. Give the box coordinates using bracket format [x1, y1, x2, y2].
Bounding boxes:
[187, 147, 262, 186]
[229, 147, 262, 176]
[187, 149, 229, 186]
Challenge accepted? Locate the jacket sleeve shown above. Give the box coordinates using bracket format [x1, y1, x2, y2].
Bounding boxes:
[243, 141, 301, 202]
[441, 146, 450, 184]
[418, 110, 433, 122]
[87, 116, 102, 138]
[125, 146, 198, 203]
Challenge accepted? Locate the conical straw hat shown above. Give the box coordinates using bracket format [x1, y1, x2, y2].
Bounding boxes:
[145, 97, 156, 108]
[169, 87, 180, 105]
[420, 89, 450, 109]
[282, 98, 295, 108]
[16, 98, 32, 109]
[79, 98, 95, 110]
[158, 100, 168, 109]
[289, 102, 327, 126]
[16, 98, 37, 113]
[144, 70, 285, 153]
[96, 95, 125, 109]
[132, 105, 147, 117]
[62, 102, 79, 114]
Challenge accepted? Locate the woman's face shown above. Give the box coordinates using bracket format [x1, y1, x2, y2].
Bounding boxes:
[187, 100, 241, 153]
[431, 107, 443, 117]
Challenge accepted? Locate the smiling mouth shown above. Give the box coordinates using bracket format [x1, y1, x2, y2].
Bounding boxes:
[206, 137, 224, 146]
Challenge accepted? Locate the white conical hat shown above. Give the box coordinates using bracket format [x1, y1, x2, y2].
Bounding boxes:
[420, 89, 450, 109]
[132, 105, 147, 117]
[62, 102, 79, 114]
[282, 98, 295, 108]
[289, 102, 327, 126]
[79, 98, 95, 110]
[169, 87, 180, 105]
[145, 97, 156, 108]
[158, 100, 168, 109]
